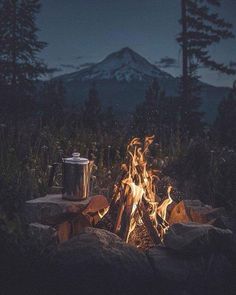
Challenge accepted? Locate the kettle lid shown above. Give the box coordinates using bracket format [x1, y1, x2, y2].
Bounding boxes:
[63, 152, 89, 165]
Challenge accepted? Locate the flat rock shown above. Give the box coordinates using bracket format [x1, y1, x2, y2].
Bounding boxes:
[163, 222, 233, 254]
[25, 194, 92, 225]
[49, 227, 154, 295]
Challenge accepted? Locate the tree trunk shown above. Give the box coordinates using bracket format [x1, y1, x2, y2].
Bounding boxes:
[181, 0, 188, 130]
[11, 0, 17, 90]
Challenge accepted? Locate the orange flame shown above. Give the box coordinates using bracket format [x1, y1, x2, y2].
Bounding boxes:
[117, 136, 172, 242]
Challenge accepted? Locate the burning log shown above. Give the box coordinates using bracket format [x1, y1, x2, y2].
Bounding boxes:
[139, 202, 161, 245]
[109, 165, 128, 214]
[82, 195, 109, 225]
[102, 136, 173, 245]
[113, 192, 125, 234]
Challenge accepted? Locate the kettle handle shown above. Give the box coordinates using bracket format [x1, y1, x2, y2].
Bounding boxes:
[48, 162, 60, 188]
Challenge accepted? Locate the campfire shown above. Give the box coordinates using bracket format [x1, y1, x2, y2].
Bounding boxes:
[24, 136, 234, 295]
[25, 135, 230, 252]
[106, 136, 173, 245]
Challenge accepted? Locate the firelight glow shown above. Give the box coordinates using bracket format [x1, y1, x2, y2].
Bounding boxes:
[111, 136, 173, 244]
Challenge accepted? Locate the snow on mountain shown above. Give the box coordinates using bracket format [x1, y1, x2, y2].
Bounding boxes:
[60, 47, 173, 82]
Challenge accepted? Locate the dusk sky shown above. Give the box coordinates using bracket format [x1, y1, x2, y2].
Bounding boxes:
[38, 0, 236, 87]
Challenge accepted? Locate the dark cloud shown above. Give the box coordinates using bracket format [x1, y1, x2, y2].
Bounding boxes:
[155, 57, 178, 68]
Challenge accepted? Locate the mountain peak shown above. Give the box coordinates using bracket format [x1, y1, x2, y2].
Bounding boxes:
[115, 47, 136, 57]
[60, 47, 173, 82]
[106, 47, 146, 63]
[119, 46, 133, 53]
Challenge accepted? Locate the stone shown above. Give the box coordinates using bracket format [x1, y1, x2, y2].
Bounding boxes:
[147, 246, 233, 295]
[168, 199, 226, 225]
[49, 227, 154, 295]
[25, 194, 93, 225]
[28, 223, 57, 248]
[163, 222, 233, 254]
[147, 246, 204, 284]
[192, 207, 226, 223]
[212, 215, 236, 232]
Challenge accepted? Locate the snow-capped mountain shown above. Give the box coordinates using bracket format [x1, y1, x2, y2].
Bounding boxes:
[54, 47, 230, 122]
[59, 47, 173, 82]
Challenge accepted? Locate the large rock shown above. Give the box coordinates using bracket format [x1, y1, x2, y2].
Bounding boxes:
[28, 222, 57, 248]
[25, 194, 93, 225]
[168, 199, 226, 225]
[147, 246, 233, 295]
[49, 227, 154, 295]
[163, 222, 233, 254]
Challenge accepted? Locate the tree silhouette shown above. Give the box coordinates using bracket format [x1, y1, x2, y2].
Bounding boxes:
[214, 86, 236, 148]
[40, 80, 66, 127]
[132, 79, 163, 137]
[0, 0, 48, 117]
[83, 83, 102, 130]
[178, 0, 235, 137]
[101, 106, 118, 133]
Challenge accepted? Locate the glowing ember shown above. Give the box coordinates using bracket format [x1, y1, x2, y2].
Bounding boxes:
[111, 136, 173, 244]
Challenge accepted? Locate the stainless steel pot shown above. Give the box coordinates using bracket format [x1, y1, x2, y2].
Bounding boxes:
[49, 152, 92, 201]
[62, 153, 91, 200]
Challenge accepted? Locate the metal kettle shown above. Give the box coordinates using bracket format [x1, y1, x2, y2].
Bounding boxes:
[49, 152, 93, 201]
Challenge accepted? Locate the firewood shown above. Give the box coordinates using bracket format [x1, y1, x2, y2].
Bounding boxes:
[142, 197, 169, 228]
[109, 168, 128, 210]
[139, 202, 161, 245]
[156, 212, 169, 228]
[122, 194, 136, 242]
[113, 193, 125, 233]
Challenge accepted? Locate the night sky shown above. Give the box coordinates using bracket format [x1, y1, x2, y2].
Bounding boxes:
[38, 0, 236, 87]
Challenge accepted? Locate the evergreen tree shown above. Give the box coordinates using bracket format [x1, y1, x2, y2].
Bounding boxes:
[214, 86, 236, 148]
[40, 80, 66, 127]
[0, 0, 47, 116]
[178, 0, 235, 137]
[158, 95, 179, 140]
[132, 79, 162, 137]
[102, 106, 118, 133]
[83, 83, 102, 130]
[179, 61, 205, 137]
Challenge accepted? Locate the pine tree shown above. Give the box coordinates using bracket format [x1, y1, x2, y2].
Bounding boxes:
[158, 95, 179, 141]
[0, 0, 47, 115]
[83, 83, 102, 130]
[214, 86, 236, 148]
[179, 61, 205, 137]
[102, 106, 118, 133]
[40, 80, 66, 127]
[178, 0, 235, 137]
[132, 79, 162, 137]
